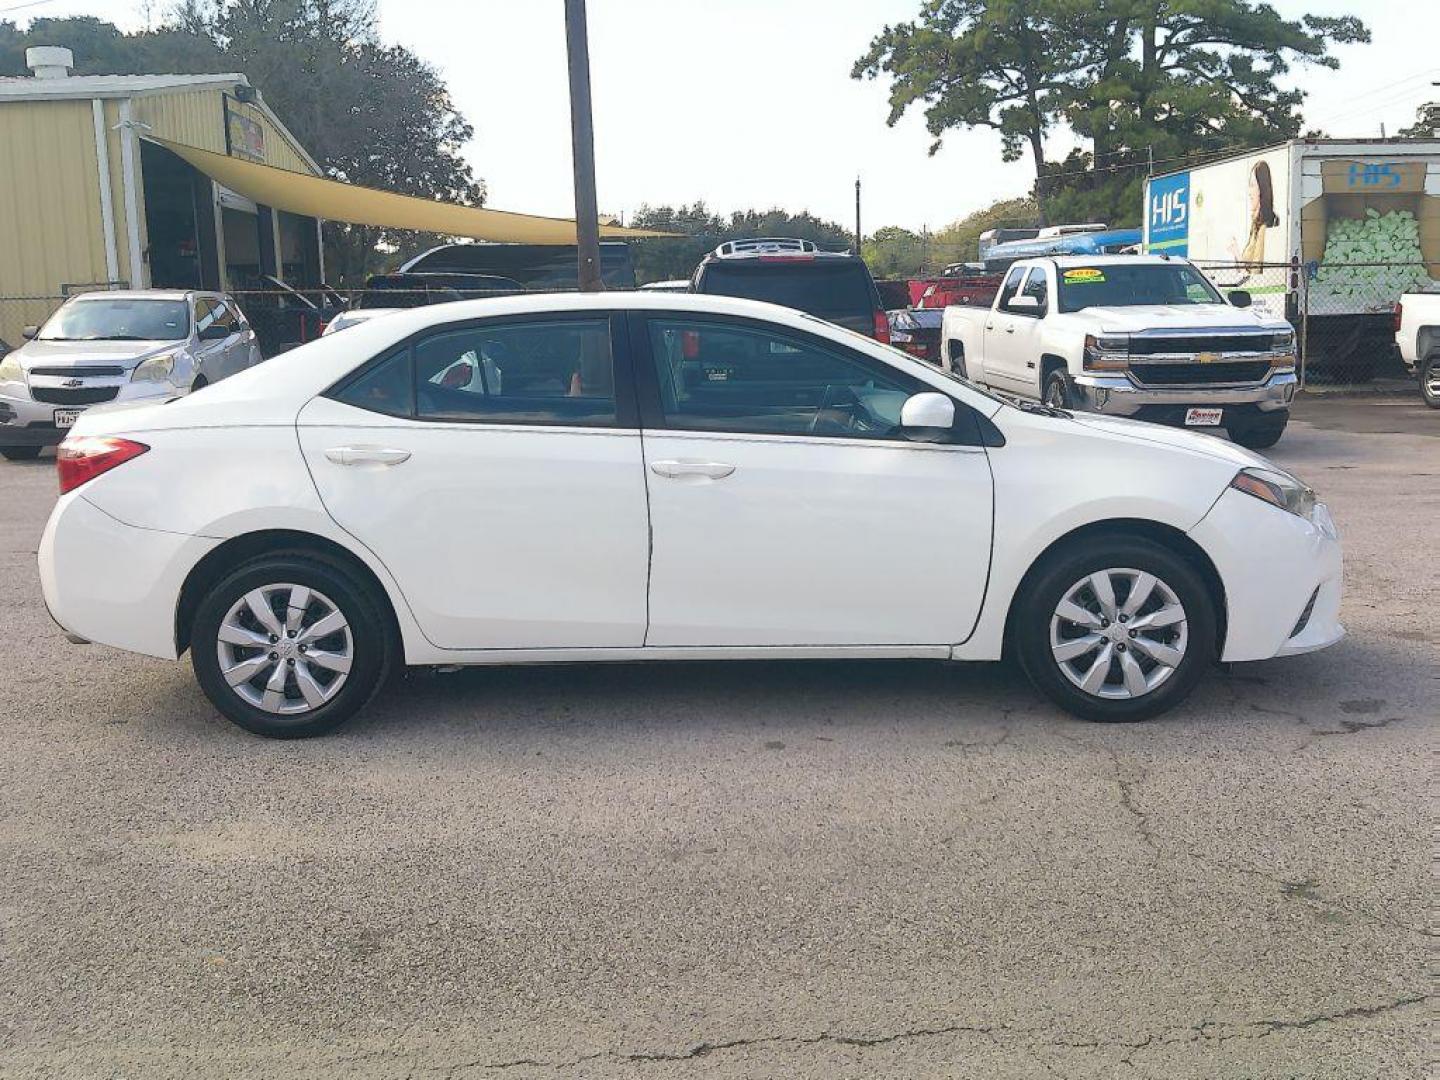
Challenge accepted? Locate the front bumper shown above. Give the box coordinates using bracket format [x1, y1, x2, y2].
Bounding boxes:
[1069, 370, 1298, 418]
[1188, 489, 1344, 663]
[0, 382, 176, 447]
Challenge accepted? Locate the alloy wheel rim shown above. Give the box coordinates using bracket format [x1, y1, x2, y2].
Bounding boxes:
[1049, 568, 1188, 700]
[216, 584, 353, 715]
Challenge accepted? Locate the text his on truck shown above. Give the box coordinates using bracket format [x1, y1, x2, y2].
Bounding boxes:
[940, 255, 1299, 448]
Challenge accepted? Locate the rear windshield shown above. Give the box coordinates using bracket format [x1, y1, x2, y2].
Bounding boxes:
[1056, 263, 1223, 312]
[700, 261, 875, 317]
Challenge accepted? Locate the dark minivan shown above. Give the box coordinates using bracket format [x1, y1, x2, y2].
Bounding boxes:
[691, 239, 890, 342]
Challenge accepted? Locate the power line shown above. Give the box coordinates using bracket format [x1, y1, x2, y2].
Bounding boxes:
[0, 0, 58, 14]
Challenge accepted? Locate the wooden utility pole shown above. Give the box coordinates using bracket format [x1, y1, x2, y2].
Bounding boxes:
[564, 0, 603, 291]
[854, 175, 862, 255]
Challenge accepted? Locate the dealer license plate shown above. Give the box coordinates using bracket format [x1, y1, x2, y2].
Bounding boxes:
[1184, 407, 1223, 427]
[53, 408, 85, 429]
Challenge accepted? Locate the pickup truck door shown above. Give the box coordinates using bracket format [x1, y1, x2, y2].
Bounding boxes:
[983, 265, 1048, 393]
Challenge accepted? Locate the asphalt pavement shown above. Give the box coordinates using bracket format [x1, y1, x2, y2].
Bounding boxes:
[0, 397, 1434, 1078]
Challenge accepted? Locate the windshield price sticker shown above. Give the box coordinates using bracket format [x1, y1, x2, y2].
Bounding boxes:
[1064, 268, 1106, 283]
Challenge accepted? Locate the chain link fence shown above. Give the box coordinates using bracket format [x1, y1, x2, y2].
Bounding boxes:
[1188, 260, 1421, 387]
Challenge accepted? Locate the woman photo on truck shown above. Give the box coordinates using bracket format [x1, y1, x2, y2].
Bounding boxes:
[1229, 160, 1280, 269]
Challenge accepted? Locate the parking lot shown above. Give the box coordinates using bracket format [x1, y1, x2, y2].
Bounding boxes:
[0, 395, 1433, 1078]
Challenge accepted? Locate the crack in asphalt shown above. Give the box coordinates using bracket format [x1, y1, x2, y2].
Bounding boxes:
[443, 993, 1430, 1073]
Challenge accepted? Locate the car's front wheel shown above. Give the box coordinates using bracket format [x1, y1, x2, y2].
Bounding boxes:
[190, 552, 394, 738]
[1228, 411, 1287, 450]
[1014, 535, 1218, 722]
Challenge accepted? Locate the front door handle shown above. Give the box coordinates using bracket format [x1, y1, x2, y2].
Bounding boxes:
[650, 460, 736, 479]
[1004, 326, 1015, 334]
[325, 445, 412, 466]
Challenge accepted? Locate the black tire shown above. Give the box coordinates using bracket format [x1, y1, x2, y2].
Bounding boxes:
[1013, 534, 1218, 723]
[1043, 369, 1069, 408]
[0, 446, 42, 461]
[190, 375, 208, 392]
[1228, 412, 1287, 450]
[1422, 353, 1440, 409]
[190, 551, 394, 738]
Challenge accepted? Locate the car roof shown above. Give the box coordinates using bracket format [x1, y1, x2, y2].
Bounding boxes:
[67, 289, 221, 302]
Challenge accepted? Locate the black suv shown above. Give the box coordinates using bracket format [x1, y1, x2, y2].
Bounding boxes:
[690, 238, 890, 342]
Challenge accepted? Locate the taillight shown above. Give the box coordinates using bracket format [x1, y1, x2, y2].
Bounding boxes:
[873, 309, 891, 344]
[1393, 301, 1403, 333]
[56, 436, 149, 495]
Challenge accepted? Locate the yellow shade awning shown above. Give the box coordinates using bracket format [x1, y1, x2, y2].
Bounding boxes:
[150, 138, 672, 243]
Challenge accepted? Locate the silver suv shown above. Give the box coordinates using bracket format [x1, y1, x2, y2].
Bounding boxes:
[0, 290, 261, 460]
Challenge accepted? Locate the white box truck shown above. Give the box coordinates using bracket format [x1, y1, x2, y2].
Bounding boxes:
[1143, 139, 1440, 374]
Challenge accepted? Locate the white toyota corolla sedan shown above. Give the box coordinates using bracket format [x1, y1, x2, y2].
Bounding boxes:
[38, 293, 1343, 738]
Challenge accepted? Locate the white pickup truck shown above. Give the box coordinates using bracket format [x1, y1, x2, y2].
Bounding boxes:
[941, 255, 1299, 448]
[1393, 291, 1440, 408]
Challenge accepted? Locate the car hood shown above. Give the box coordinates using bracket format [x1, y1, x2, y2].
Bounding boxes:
[1066, 411, 1279, 472]
[13, 339, 181, 369]
[1059, 304, 1287, 334]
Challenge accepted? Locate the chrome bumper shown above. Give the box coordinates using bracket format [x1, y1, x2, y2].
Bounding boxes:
[1069, 370, 1298, 417]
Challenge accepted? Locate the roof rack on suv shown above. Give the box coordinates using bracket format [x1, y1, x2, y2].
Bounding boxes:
[712, 237, 821, 258]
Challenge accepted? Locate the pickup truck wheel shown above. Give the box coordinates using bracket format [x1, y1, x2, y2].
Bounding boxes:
[1422, 353, 1440, 408]
[1015, 536, 1217, 723]
[1228, 412, 1287, 450]
[1043, 370, 1069, 408]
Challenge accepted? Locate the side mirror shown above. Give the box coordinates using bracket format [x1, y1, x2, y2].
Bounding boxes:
[1228, 290, 1252, 309]
[198, 323, 231, 341]
[900, 391, 956, 441]
[21, 325, 38, 340]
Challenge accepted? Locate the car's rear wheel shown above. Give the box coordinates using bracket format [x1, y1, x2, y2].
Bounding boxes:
[0, 446, 42, 461]
[191, 553, 393, 738]
[1014, 536, 1217, 722]
[1421, 352, 1440, 409]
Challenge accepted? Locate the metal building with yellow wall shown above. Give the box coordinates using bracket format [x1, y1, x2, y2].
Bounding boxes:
[0, 46, 325, 344]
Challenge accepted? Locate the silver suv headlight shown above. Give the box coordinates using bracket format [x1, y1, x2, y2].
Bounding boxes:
[131, 352, 177, 384]
[0, 353, 23, 385]
[1230, 466, 1316, 520]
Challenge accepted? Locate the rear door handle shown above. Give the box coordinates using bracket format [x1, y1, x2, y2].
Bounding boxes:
[325, 445, 412, 466]
[1004, 326, 1015, 334]
[650, 460, 736, 479]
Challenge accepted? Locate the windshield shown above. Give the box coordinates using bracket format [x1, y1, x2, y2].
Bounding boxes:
[1056, 263, 1223, 312]
[701, 262, 875, 318]
[40, 298, 190, 342]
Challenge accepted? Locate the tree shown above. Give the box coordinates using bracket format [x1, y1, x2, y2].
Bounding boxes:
[854, 0, 1089, 222]
[175, 0, 483, 283]
[855, 1, 1369, 227]
[628, 204, 853, 283]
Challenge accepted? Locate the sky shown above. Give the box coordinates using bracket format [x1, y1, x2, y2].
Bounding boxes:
[10, 0, 1440, 231]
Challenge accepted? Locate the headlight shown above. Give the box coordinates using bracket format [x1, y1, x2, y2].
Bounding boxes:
[1083, 333, 1130, 371]
[0, 353, 22, 384]
[1230, 466, 1317, 519]
[131, 352, 176, 384]
[1272, 329, 1296, 352]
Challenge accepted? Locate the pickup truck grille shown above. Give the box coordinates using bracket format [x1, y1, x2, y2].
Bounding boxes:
[1130, 361, 1272, 386]
[31, 386, 120, 405]
[1128, 334, 1274, 356]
